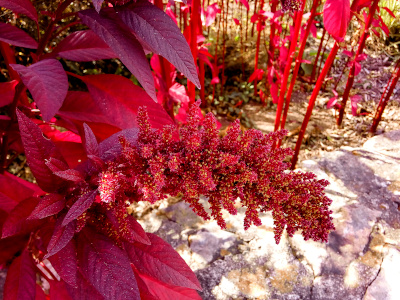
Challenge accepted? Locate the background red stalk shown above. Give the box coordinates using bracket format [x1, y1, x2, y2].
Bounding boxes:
[279, 0, 320, 135]
[274, 0, 307, 132]
[254, 0, 265, 96]
[310, 27, 326, 83]
[266, 0, 278, 88]
[337, 0, 380, 126]
[188, 0, 201, 103]
[251, 0, 259, 37]
[370, 59, 400, 133]
[290, 43, 339, 169]
[316, 35, 330, 80]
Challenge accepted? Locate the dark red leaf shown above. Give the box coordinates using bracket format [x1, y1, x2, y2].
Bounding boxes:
[323, 0, 350, 41]
[0, 235, 29, 268]
[0, 171, 44, 199]
[77, 228, 140, 299]
[64, 270, 104, 300]
[51, 30, 116, 62]
[98, 127, 139, 162]
[79, 8, 156, 100]
[49, 240, 78, 287]
[28, 194, 66, 220]
[58, 91, 112, 125]
[45, 216, 76, 259]
[77, 74, 173, 130]
[54, 169, 85, 183]
[35, 285, 47, 300]
[46, 157, 69, 173]
[137, 272, 202, 300]
[0, 80, 18, 107]
[83, 123, 99, 157]
[0, 22, 38, 48]
[125, 233, 202, 291]
[11, 59, 68, 121]
[62, 189, 97, 226]
[4, 249, 37, 300]
[105, 210, 151, 245]
[2, 197, 41, 238]
[118, 0, 200, 89]
[49, 280, 73, 300]
[16, 110, 67, 192]
[0, 0, 37, 21]
[0, 192, 18, 214]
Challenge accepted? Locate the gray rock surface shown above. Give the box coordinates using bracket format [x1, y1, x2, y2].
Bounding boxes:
[137, 130, 400, 299]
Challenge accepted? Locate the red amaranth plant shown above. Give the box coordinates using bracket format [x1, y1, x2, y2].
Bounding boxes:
[0, 0, 336, 298]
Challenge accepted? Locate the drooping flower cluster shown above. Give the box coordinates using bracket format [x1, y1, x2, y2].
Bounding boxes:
[97, 103, 335, 244]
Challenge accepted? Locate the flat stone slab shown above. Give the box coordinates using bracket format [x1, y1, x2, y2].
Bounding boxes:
[138, 130, 400, 299]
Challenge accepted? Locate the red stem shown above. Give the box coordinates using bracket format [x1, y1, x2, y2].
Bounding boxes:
[291, 43, 340, 169]
[337, 0, 380, 126]
[188, 0, 201, 103]
[253, 0, 265, 97]
[36, 0, 74, 57]
[310, 28, 326, 83]
[370, 59, 400, 133]
[279, 0, 320, 134]
[251, 0, 259, 37]
[274, 0, 306, 132]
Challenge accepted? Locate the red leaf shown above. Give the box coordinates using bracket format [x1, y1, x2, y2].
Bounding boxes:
[118, 0, 200, 89]
[138, 272, 202, 300]
[49, 280, 73, 300]
[4, 249, 37, 300]
[77, 228, 140, 299]
[98, 127, 139, 162]
[350, 94, 362, 116]
[2, 197, 41, 238]
[0, 192, 18, 214]
[0, 172, 39, 213]
[51, 30, 116, 61]
[28, 194, 65, 220]
[0, 235, 29, 268]
[0, 0, 38, 21]
[132, 269, 160, 300]
[239, 0, 249, 10]
[382, 7, 396, 18]
[45, 216, 77, 259]
[125, 233, 202, 291]
[79, 8, 156, 101]
[233, 18, 240, 26]
[59, 91, 111, 125]
[62, 189, 97, 226]
[54, 169, 84, 183]
[83, 123, 99, 157]
[0, 23, 38, 48]
[64, 270, 104, 300]
[16, 110, 66, 192]
[0, 80, 18, 107]
[323, 0, 350, 41]
[11, 59, 68, 121]
[77, 74, 173, 130]
[205, 3, 220, 27]
[49, 240, 78, 287]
